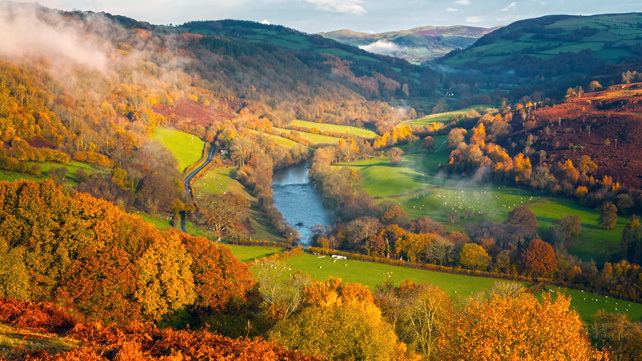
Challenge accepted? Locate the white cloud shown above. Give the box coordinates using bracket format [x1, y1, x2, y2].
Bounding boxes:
[447, 7, 459, 12]
[465, 15, 484, 23]
[455, 0, 471, 5]
[260, 19, 271, 25]
[359, 40, 402, 53]
[303, 0, 366, 15]
[501, 1, 517, 11]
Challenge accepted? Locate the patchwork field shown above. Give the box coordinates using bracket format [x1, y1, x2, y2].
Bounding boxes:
[281, 253, 642, 323]
[152, 127, 205, 171]
[288, 120, 378, 139]
[335, 136, 625, 262]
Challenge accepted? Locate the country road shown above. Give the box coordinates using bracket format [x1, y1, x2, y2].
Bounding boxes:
[180, 143, 216, 231]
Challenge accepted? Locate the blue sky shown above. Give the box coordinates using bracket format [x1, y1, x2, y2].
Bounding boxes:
[35, 0, 642, 33]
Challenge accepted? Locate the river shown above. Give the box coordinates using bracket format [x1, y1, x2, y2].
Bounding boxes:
[272, 163, 332, 244]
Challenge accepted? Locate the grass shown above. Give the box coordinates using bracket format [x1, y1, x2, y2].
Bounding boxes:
[289, 120, 378, 139]
[0, 324, 79, 359]
[152, 127, 205, 172]
[274, 127, 341, 145]
[407, 105, 494, 127]
[0, 161, 104, 186]
[225, 244, 281, 262]
[247, 129, 302, 149]
[335, 136, 624, 263]
[281, 253, 642, 323]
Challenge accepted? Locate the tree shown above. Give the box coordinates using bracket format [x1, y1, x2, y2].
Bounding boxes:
[269, 279, 414, 361]
[180, 233, 255, 311]
[521, 239, 557, 277]
[588, 81, 603, 91]
[551, 215, 582, 250]
[447, 128, 467, 149]
[590, 311, 642, 361]
[458, 243, 491, 270]
[135, 233, 196, 320]
[506, 206, 538, 237]
[437, 293, 604, 360]
[387, 147, 405, 164]
[200, 193, 251, 241]
[382, 203, 408, 225]
[0, 237, 30, 300]
[599, 202, 618, 230]
[396, 283, 452, 359]
[255, 261, 311, 321]
[620, 215, 642, 264]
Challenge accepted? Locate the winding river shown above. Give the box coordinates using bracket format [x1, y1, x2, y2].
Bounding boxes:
[272, 163, 332, 244]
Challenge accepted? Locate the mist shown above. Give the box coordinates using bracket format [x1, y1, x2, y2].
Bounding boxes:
[0, 3, 110, 72]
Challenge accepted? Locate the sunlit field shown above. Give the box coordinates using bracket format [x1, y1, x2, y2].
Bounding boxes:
[152, 127, 205, 171]
[289, 119, 378, 139]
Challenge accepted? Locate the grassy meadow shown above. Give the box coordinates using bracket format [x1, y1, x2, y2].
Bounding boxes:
[274, 127, 341, 145]
[152, 127, 205, 171]
[407, 105, 494, 127]
[281, 253, 642, 323]
[247, 129, 302, 149]
[335, 136, 625, 262]
[0, 324, 79, 359]
[0, 161, 104, 187]
[289, 120, 378, 139]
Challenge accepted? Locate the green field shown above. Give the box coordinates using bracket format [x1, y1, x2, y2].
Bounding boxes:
[336, 136, 624, 262]
[407, 105, 494, 127]
[247, 129, 302, 149]
[282, 253, 642, 323]
[289, 120, 378, 139]
[192, 166, 242, 197]
[226, 244, 281, 262]
[152, 127, 204, 171]
[274, 127, 341, 145]
[0, 161, 104, 186]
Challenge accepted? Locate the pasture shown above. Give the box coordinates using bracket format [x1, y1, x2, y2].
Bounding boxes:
[335, 136, 624, 262]
[226, 244, 282, 262]
[281, 253, 642, 323]
[274, 127, 341, 145]
[247, 129, 302, 149]
[0, 161, 103, 186]
[289, 120, 378, 139]
[152, 127, 204, 171]
[407, 105, 494, 127]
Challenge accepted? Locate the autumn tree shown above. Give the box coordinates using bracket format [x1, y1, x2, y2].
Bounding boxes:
[590, 310, 642, 361]
[199, 193, 251, 241]
[0, 237, 30, 300]
[387, 147, 405, 164]
[269, 278, 414, 361]
[447, 128, 467, 149]
[255, 260, 311, 321]
[135, 232, 197, 320]
[437, 292, 604, 360]
[506, 205, 538, 238]
[458, 243, 491, 270]
[376, 282, 453, 359]
[521, 239, 557, 277]
[551, 215, 582, 250]
[588, 80, 603, 91]
[599, 202, 618, 230]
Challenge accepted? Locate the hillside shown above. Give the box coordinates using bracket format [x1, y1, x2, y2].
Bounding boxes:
[440, 13, 642, 100]
[321, 26, 492, 64]
[510, 84, 642, 188]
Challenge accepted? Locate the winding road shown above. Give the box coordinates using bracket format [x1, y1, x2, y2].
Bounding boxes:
[180, 143, 216, 231]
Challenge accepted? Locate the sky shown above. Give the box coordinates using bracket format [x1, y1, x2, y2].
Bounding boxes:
[33, 0, 642, 33]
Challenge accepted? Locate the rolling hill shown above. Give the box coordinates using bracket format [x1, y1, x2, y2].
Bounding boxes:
[439, 13, 642, 100]
[320, 26, 493, 64]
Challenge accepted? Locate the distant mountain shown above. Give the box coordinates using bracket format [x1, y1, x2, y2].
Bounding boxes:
[320, 26, 494, 64]
[439, 13, 642, 99]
